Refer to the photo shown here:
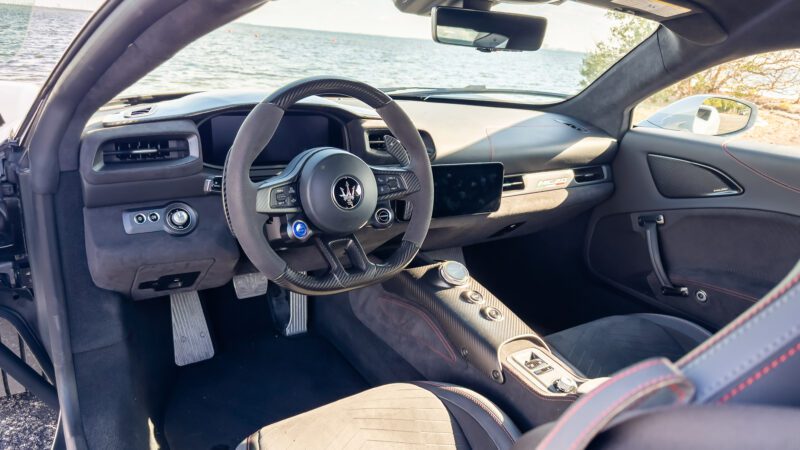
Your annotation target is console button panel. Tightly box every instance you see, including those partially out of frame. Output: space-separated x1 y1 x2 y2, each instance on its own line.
508 348 581 395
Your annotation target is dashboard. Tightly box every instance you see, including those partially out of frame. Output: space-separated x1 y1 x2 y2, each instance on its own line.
78 91 617 299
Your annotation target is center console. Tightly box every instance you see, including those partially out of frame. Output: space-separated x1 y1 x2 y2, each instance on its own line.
359 259 606 427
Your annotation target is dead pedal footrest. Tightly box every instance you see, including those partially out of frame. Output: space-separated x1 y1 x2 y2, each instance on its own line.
170 291 214 366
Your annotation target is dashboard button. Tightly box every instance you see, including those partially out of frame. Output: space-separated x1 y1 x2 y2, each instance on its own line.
460 290 485 304
168 209 191 229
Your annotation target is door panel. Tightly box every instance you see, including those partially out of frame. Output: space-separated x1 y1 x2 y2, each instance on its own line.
587 128 800 330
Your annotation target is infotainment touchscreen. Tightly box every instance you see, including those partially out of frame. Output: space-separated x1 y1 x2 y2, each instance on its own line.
432 163 504 218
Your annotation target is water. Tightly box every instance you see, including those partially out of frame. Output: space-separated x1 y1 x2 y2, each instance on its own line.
1 4 587 99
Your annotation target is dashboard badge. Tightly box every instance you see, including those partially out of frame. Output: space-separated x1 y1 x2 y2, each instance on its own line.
333 176 363 210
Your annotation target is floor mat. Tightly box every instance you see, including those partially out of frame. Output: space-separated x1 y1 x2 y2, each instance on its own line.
163 332 369 450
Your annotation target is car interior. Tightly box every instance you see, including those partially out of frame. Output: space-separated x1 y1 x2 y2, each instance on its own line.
3 0 800 449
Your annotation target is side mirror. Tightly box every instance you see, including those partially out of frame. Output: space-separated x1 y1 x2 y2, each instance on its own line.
431 7 547 52
638 95 757 136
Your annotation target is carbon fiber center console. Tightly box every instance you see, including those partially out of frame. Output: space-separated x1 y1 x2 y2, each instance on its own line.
382 261 587 395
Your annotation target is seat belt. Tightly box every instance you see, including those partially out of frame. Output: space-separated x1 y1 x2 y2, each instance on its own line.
536 358 693 450
535 262 800 450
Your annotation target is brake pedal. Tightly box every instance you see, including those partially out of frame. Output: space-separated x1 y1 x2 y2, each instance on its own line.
170 291 214 366
232 271 269 299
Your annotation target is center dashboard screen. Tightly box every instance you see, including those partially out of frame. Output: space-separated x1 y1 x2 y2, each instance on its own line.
200 112 344 166
432 163 504 218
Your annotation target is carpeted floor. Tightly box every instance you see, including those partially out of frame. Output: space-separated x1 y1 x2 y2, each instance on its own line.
163 288 369 450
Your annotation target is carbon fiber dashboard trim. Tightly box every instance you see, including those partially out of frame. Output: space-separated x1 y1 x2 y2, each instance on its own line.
383 263 546 383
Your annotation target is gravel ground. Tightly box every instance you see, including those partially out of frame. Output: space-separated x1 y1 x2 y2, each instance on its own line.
0 392 57 449
1 318 57 449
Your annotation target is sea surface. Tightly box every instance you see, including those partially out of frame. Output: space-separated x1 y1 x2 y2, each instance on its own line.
1 4 587 99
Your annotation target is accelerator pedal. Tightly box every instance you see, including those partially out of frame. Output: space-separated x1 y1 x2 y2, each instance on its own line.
170 291 214 366
266 283 308 336
284 290 308 336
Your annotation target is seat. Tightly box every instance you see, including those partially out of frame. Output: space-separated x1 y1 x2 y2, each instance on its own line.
544 313 711 378
237 382 520 450
240 264 800 450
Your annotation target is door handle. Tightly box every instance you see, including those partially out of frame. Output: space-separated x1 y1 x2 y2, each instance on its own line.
638 214 689 297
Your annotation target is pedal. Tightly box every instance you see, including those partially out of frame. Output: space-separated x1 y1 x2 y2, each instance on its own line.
284 290 308 336
232 271 269 299
267 284 308 336
170 291 214 366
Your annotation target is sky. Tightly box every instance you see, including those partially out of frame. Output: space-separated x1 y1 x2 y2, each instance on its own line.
9 0 620 52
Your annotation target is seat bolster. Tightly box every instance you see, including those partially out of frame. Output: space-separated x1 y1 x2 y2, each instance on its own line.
237 382 518 450
416 381 520 449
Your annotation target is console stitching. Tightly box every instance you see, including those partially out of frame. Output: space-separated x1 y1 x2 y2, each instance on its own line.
378 294 458 362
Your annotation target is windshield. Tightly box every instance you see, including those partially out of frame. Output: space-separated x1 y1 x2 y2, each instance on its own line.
1 0 656 108
1 1 100 135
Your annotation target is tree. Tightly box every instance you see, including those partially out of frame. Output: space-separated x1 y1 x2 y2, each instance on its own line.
582 12 800 106
579 12 657 87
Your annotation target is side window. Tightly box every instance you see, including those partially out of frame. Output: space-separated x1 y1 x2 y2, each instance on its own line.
633 49 800 148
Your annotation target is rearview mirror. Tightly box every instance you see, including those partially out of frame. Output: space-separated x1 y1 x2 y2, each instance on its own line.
432 7 547 52
638 95 758 136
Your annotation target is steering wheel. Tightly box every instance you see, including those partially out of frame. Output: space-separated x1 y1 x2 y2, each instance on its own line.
222 77 434 295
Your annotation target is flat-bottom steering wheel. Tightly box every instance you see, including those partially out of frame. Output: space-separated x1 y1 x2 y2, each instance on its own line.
222 77 434 295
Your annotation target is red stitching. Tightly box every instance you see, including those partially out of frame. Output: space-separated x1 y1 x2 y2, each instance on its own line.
717 341 800 404
722 140 800 194
538 359 662 449
670 276 759 303
569 374 683 450
378 294 457 362
680 273 800 366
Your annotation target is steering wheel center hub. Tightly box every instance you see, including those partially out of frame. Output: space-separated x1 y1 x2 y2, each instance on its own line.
332 176 363 210
298 148 378 235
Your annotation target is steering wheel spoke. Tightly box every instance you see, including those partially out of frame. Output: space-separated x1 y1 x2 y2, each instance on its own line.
314 233 376 276
372 165 421 202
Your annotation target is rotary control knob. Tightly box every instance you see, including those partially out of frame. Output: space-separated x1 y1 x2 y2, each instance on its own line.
438 261 469 287
553 376 578 394
167 208 191 230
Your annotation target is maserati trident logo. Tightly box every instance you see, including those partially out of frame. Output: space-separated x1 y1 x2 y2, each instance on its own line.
333 176 363 210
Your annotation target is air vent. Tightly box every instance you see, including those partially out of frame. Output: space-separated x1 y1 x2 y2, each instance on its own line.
553 118 590 133
502 175 525 191
123 105 156 118
101 136 191 165
367 129 391 152
367 129 436 160
574 166 606 183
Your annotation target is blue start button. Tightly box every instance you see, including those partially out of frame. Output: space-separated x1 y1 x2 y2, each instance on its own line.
290 220 309 240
